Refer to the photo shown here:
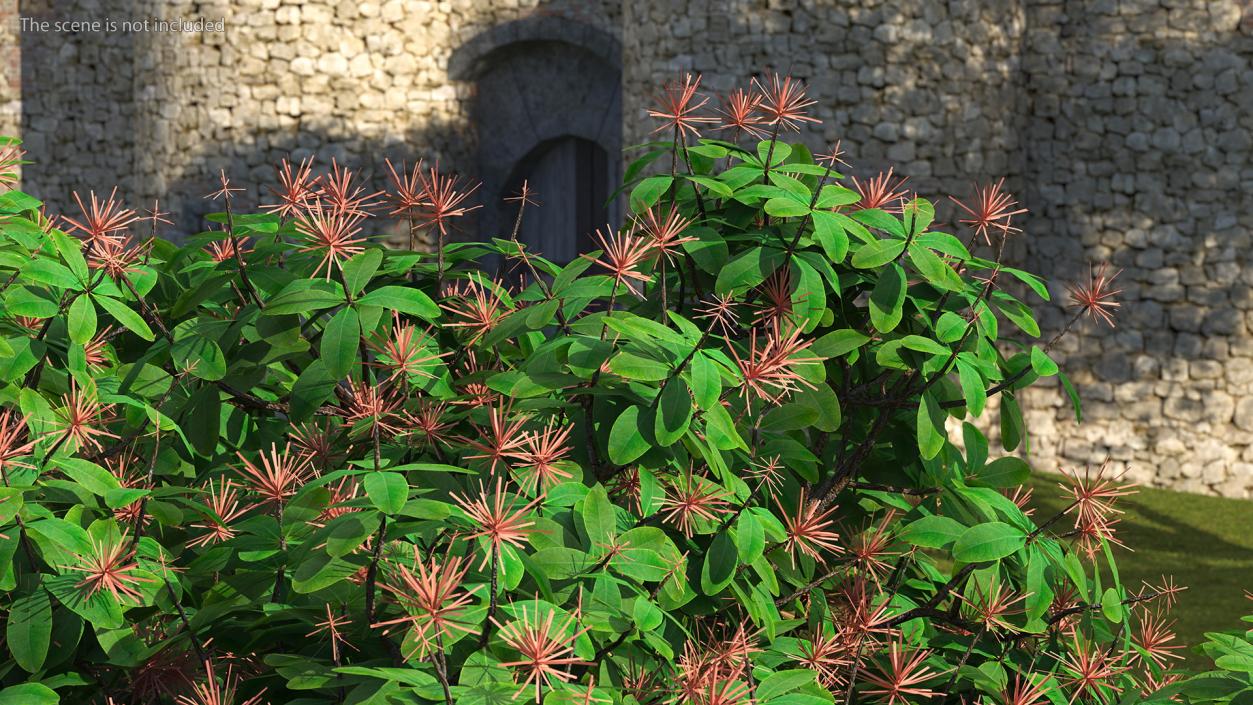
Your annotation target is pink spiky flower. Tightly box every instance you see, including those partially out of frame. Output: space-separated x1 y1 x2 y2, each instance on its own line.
295 200 367 281
752 73 820 132
383 158 427 216
63 188 139 248
343 382 405 438
862 640 940 705
1135 575 1187 612
852 168 910 212
648 73 717 139
461 403 531 474
374 549 477 659
318 157 384 217
416 165 481 238
779 489 842 566
717 87 768 140
235 443 313 508
174 660 267 705
263 155 320 219
67 533 154 604
1059 460 1136 529
729 326 820 404
188 479 248 548
451 476 542 569
0 409 36 480
695 292 742 336
204 169 244 202
1133 611 1184 669
636 203 697 266
289 418 342 472
51 381 119 453
440 278 509 345
1001 672 1052 705
1067 263 1123 328
659 468 731 538
797 630 852 688
206 236 253 264
515 421 575 493
847 510 900 584
403 401 455 449
367 313 446 382
88 233 151 282
1056 633 1126 705
0 142 24 190
583 226 654 298
949 178 1028 244
308 604 355 663
494 603 590 702
958 576 1028 631
81 325 115 370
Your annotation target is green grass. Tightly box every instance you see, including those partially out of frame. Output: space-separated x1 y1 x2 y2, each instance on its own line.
1028 473 1253 667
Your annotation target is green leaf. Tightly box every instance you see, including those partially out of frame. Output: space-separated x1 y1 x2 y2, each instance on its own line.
579 485 615 549
264 281 343 315
50 230 89 282
916 392 946 461
1030 346 1058 377
8 588 52 672
851 238 906 269
5 286 58 318
0 683 58 705
94 294 155 341
700 531 737 595
608 351 670 382
952 522 1027 563
736 512 765 564
629 175 672 212
342 248 383 297
289 359 336 423
972 457 1030 488
52 458 120 496
757 670 818 702
362 472 408 515
655 379 692 446
956 358 987 416
1001 394 1024 452
1101 587 1123 624
812 329 869 358
811 210 849 263
689 353 721 410
22 258 79 289
869 264 907 333
356 286 440 321
764 197 811 218
172 334 227 382
66 295 96 345
608 406 649 465
935 311 967 343
898 515 966 549
909 245 965 292
715 246 782 295
321 307 360 379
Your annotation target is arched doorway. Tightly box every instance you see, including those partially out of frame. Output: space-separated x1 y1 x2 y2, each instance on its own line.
504 136 610 264
449 17 623 272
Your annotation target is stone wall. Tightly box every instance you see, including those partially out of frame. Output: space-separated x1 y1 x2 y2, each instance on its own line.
17 0 620 236
7 0 1253 496
0 0 18 138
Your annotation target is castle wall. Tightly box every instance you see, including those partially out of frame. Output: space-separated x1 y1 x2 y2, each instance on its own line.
17 0 620 235
8 0 1253 495
623 0 1253 498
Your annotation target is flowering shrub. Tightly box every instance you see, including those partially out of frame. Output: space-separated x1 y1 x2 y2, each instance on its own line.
0 76 1199 705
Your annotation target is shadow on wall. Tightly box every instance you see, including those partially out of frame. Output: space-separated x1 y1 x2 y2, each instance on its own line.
20 7 624 271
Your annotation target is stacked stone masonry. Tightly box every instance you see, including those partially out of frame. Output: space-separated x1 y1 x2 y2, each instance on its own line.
5 0 1252 496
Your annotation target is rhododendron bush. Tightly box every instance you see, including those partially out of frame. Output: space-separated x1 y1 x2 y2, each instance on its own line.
0 74 1212 705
